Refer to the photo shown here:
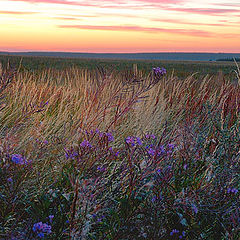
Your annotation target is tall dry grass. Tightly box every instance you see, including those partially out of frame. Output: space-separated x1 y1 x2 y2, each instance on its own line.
1 64 239 146
0 63 240 239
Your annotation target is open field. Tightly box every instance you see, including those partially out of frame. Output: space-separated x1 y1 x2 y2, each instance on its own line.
0 59 239 239
0 54 238 81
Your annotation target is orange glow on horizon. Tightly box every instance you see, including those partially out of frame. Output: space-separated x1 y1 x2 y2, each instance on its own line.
0 0 240 53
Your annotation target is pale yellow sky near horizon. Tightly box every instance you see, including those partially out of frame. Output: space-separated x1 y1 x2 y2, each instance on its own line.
0 0 240 52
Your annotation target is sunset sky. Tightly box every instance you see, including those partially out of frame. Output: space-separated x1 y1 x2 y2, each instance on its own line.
0 0 240 53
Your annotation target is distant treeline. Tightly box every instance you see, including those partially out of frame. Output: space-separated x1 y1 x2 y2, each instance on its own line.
216 58 240 62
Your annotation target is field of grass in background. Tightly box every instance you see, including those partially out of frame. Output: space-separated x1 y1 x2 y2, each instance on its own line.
0 59 239 239
0 54 238 81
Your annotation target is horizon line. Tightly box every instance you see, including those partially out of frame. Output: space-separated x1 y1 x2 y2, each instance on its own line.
1 51 240 54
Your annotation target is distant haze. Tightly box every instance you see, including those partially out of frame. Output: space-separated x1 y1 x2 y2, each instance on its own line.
1 52 240 61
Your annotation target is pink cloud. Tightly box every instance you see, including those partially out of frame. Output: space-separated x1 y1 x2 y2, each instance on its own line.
214 3 240 7
58 24 214 37
0 10 36 14
54 17 81 20
9 0 184 3
133 0 184 3
7 1 239 16
164 7 240 15
9 0 97 7
9 0 185 8
151 18 233 27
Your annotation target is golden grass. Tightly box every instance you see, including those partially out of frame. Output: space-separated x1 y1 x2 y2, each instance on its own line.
1 65 239 155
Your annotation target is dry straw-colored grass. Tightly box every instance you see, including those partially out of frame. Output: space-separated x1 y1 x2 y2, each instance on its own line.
1 64 240 152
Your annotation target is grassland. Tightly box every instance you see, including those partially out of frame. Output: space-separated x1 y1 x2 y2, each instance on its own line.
0 54 238 80
0 56 239 239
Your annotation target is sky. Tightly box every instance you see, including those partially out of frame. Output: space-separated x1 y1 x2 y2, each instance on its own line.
0 0 240 53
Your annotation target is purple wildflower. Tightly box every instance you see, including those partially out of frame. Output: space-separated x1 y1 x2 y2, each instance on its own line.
7 177 13 183
168 143 175 150
126 136 135 146
232 188 238 194
153 67 167 76
158 145 165 155
126 136 142 147
95 128 100 134
151 197 157 203
136 137 142 145
80 140 92 148
145 134 156 139
147 144 166 156
146 144 153 149
148 148 155 156
97 166 107 172
227 188 238 194
106 132 114 142
97 215 105 223
37 232 44 238
192 204 198 214
170 229 180 236
33 222 51 235
183 164 188 170
65 150 78 160
11 154 28 165
49 215 54 223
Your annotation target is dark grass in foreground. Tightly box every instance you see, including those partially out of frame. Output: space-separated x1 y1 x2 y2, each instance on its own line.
0 63 239 239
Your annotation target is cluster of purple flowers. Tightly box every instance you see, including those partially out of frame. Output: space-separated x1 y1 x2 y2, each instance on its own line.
32 222 51 238
168 143 175 151
65 149 78 160
145 134 156 139
125 136 142 147
147 143 175 156
106 132 114 142
146 144 165 156
95 129 114 142
152 67 167 76
170 229 186 239
80 139 92 148
227 188 238 194
11 154 29 165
